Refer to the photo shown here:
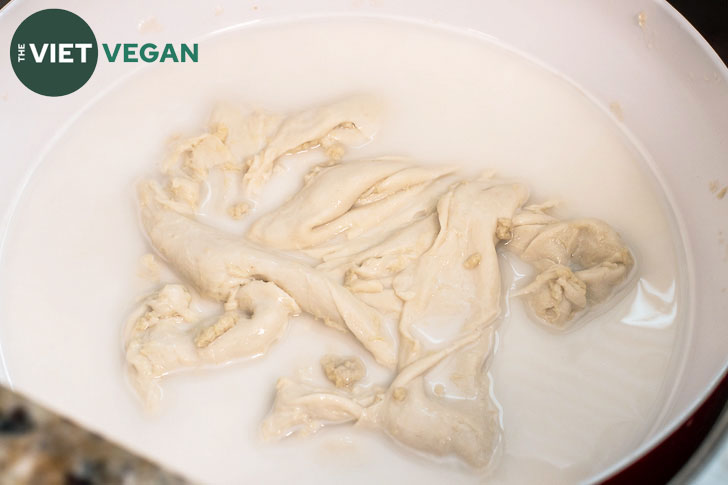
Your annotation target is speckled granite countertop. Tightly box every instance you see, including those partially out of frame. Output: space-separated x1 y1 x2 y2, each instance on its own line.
0 385 189 485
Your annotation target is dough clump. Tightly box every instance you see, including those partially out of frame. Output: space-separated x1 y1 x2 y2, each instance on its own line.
123 97 634 467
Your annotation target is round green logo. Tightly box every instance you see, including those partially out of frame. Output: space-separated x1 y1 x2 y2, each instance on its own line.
10 9 98 97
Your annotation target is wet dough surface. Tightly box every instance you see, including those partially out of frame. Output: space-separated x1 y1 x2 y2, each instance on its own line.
123 97 634 468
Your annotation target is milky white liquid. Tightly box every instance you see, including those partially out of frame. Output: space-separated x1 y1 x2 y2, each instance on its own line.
0 18 686 484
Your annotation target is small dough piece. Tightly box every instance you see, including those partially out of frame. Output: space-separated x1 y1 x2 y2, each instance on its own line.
509 213 634 328
391 387 408 402
125 281 299 407
164 133 233 181
194 312 238 348
227 202 250 220
495 217 512 240
516 264 587 326
261 378 377 439
243 95 381 195
208 107 283 166
463 252 482 269
320 355 366 389
169 177 200 209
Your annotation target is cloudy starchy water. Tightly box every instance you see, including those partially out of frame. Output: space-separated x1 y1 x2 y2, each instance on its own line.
0 17 684 484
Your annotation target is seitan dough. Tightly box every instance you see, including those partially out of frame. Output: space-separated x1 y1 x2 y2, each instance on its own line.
123 96 635 467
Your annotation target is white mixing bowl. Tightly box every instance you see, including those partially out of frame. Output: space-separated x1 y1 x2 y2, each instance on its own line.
1 0 726 482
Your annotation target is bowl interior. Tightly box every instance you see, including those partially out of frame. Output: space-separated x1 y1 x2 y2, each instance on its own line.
1 0 727 481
